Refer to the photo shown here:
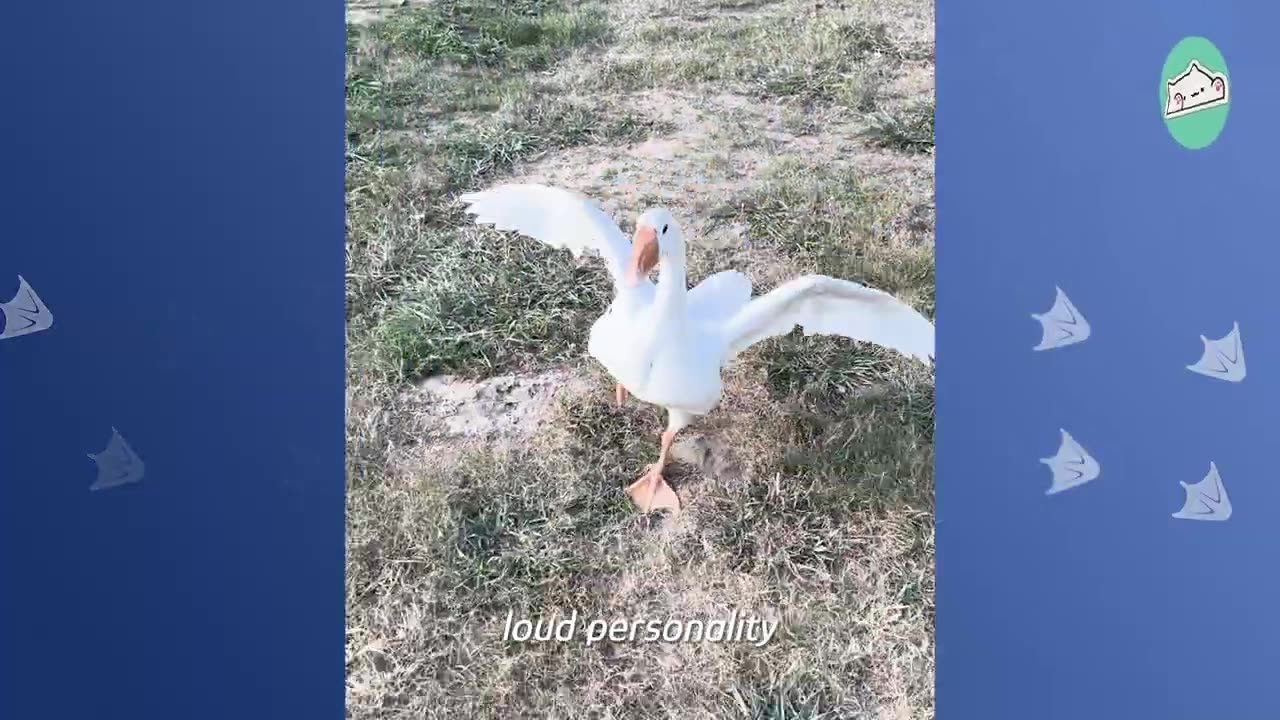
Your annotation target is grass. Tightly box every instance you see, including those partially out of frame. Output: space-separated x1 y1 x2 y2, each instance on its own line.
727 160 934 310
348 382 933 717
347 90 676 380
594 12 928 109
346 0 936 717
365 226 611 380
345 1 674 346
346 0 610 122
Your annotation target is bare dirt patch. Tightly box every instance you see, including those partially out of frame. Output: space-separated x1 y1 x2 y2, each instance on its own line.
411 368 591 439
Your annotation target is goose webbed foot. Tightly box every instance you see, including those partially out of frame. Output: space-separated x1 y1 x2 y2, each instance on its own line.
625 466 680 515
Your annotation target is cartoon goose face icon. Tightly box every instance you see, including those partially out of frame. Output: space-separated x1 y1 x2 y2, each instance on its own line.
1165 61 1229 118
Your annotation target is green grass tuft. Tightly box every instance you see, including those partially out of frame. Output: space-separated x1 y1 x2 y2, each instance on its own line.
365 226 612 381
374 0 609 69
865 100 935 153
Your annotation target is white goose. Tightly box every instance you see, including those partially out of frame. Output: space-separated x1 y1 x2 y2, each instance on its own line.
460 183 934 514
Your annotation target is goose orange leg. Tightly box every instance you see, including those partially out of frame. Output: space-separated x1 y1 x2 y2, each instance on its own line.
615 383 629 408
625 429 681 515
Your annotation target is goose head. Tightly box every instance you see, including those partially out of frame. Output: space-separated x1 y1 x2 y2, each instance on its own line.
626 208 685 287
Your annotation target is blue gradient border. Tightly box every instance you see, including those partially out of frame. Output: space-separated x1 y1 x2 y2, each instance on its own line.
0 2 346 718
938 2 1279 718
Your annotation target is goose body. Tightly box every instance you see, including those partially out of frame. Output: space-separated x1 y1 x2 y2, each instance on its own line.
598 269 752 415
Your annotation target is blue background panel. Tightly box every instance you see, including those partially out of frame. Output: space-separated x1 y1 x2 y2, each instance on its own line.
938 3 1280 719
0 2 345 719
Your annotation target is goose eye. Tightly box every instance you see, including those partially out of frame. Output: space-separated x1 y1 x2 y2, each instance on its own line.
661 224 669 234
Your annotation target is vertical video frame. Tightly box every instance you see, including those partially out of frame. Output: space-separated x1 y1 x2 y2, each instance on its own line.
345 0 935 716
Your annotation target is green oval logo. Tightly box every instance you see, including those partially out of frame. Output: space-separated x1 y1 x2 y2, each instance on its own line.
1161 37 1230 150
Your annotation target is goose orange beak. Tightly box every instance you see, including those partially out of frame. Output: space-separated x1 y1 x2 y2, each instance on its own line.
627 225 659 287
